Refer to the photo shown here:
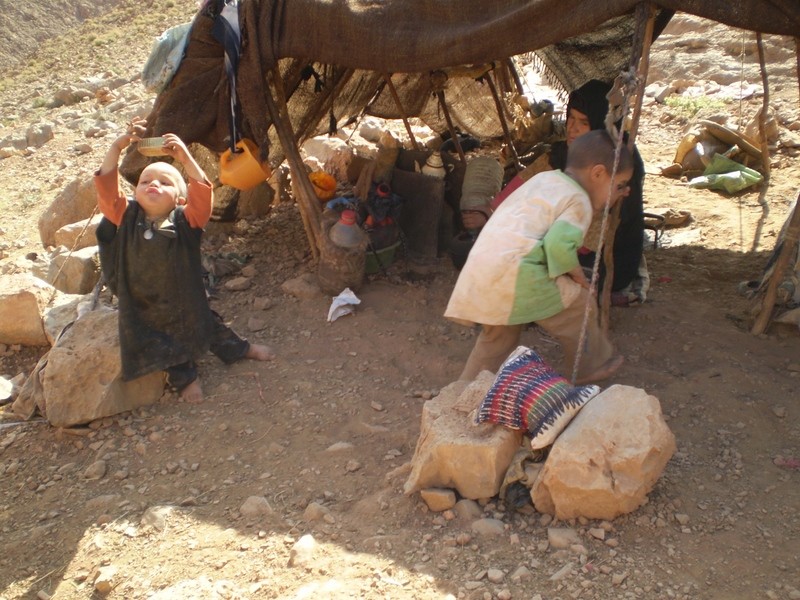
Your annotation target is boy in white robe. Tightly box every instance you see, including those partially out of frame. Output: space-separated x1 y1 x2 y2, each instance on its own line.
446 130 632 383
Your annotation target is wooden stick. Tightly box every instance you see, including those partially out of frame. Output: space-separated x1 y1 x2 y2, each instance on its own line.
383 73 420 151
600 2 656 332
505 57 525 96
751 193 800 335
751 39 800 335
627 3 657 149
435 89 467 165
264 68 321 260
485 68 522 172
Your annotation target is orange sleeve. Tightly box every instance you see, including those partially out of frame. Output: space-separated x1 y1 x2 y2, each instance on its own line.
183 178 213 229
94 169 127 226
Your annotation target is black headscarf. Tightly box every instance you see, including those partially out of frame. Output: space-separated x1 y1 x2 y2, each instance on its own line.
549 79 612 170
567 79 612 131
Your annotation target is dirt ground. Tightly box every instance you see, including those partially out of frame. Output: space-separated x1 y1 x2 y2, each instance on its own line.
1 3 799 600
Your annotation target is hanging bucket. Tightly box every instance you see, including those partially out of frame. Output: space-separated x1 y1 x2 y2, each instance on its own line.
219 139 271 190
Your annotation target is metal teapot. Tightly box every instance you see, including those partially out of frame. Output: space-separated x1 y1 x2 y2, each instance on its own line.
416 151 453 179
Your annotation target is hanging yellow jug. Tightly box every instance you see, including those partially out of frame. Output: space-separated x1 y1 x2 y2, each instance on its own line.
219 139 271 190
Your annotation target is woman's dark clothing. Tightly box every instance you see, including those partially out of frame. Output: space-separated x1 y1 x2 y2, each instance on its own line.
550 79 646 292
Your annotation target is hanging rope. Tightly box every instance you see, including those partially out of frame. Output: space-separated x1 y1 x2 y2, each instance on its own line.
751 32 772 253
736 31 748 251
45 204 100 307
570 68 637 384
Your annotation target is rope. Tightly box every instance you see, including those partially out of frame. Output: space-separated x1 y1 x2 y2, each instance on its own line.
737 31 747 251
45 204 100 307
570 68 637 384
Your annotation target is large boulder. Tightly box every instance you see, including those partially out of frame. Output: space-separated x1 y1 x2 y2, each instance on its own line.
404 372 523 500
43 293 95 345
531 385 676 520
38 176 99 248
46 246 101 294
53 213 104 250
0 273 53 346
12 308 164 427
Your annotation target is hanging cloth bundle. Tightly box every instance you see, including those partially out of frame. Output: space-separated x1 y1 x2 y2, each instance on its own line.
213 0 242 154
213 0 271 190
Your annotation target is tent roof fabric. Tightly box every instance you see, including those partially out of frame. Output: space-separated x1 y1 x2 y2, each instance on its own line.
260 0 798 73
136 0 799 171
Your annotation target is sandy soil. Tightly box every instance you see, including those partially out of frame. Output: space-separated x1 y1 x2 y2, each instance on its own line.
1 3 799 600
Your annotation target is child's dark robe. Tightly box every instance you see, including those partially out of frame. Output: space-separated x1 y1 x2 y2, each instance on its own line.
95 171 238 381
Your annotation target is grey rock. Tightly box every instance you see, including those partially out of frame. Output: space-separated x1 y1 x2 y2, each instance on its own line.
471 518 505 537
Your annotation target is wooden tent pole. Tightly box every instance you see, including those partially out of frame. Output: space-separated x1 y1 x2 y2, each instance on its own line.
435 89 467 165
383 73 421 151
626 6 656 149
505 58 525 96
751 38 800 334
600 1 656 332
485 68 522 171
751 192 800 335
264 68 322 260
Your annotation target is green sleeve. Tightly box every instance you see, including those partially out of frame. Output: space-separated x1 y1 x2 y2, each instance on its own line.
542 219 584 278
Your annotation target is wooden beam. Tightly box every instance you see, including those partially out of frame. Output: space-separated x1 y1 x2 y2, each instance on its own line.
599 1 657 332
435 89 467 165
750 38 800 335
505 58 525 96
264 68 322 260
627 3 657 149
751 192 800 335
383 73 421 151
485 69 522 172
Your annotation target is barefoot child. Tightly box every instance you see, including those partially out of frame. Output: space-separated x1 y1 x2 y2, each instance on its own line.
95 118 273 403
446 130 631 383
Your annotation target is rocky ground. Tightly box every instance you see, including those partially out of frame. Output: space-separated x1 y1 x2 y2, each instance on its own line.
1 3 799 600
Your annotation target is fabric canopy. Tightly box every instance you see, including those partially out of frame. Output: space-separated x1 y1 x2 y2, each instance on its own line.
133 0 799 173
257 0 798 73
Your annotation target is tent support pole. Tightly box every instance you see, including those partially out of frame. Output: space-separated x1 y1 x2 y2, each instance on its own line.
383 73 421 151
435 89 467 165
751 191 800 335
264 68 322 261
505 58 525 96
485 69 522 171
626 4 656 150
751 32 772 252
751 38 800 334
599 1 656 332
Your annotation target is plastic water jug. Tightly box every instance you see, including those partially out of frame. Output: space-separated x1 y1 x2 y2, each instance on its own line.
329 209 367 249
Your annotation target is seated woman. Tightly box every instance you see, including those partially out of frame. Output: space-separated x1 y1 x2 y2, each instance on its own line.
458 80 648 306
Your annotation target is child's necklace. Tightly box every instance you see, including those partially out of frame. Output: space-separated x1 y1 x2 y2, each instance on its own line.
142 217 162 240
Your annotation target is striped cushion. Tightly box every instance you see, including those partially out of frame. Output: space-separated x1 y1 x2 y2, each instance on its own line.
475 346 599 449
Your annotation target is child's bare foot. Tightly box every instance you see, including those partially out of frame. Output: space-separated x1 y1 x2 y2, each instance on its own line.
179 379 204 403
245 343 275 361
575 354 624 385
